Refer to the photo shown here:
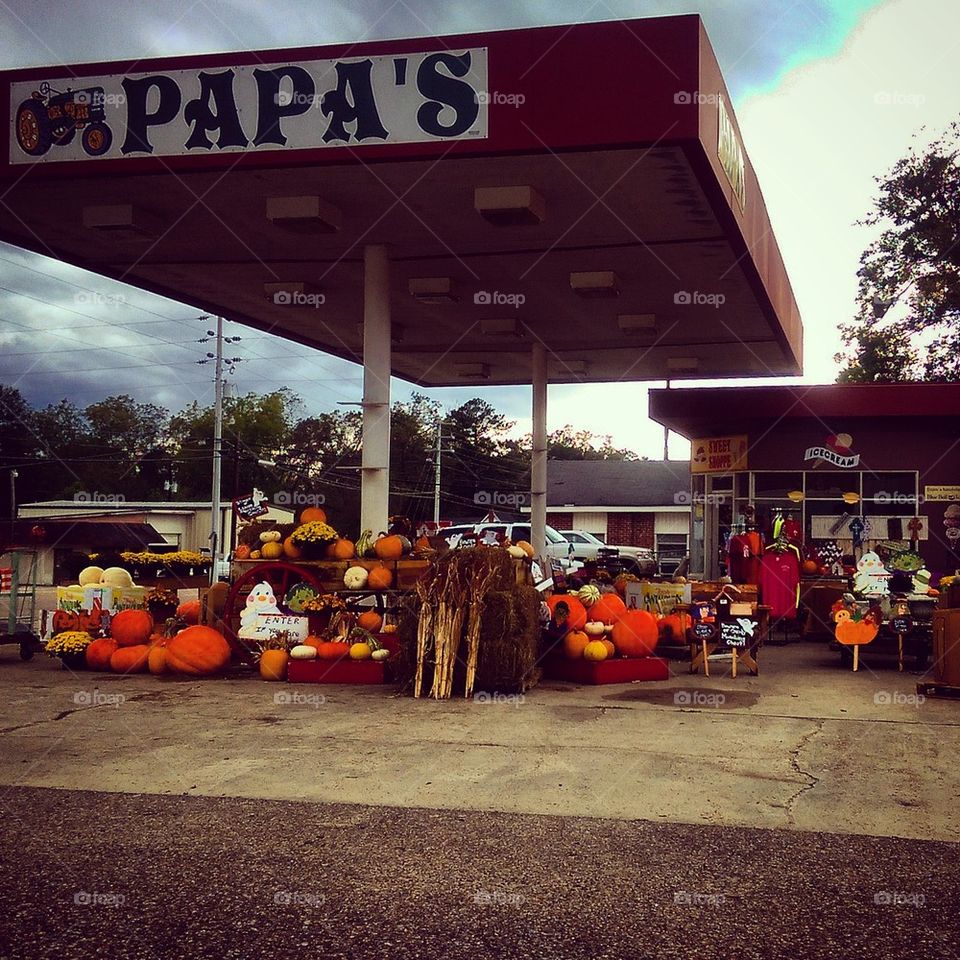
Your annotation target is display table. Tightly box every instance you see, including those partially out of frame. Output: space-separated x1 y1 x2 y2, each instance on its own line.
687 605 771 677
799 579 847 636
288 659 387 684
543 654 670 685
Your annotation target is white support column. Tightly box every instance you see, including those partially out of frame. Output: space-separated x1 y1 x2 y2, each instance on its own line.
531 341 548 558
361 244 391 536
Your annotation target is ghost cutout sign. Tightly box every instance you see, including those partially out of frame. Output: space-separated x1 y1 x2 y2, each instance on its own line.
240 581 282 629
854 551 890 596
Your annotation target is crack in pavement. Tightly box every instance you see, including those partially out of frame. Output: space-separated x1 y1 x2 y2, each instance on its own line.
782 719 825 825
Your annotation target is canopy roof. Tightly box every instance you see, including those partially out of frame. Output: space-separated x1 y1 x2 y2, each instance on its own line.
1 15 802 385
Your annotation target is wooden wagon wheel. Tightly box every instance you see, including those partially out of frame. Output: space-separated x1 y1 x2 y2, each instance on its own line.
222 562 326 664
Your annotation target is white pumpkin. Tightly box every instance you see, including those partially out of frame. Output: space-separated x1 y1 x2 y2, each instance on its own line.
289 644 317 660
603 623 614 634
78 565 104 587
507 545 526 559
371 648 390 661
259 530 282 543
584 621 606 636
100 566 134 588
343 566 369 589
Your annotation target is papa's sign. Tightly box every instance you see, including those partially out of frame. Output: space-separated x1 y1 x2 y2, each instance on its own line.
10 48 488 164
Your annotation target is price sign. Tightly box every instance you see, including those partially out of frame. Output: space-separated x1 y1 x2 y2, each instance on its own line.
719 617 758 649
890 616 912 635
693 621 716 641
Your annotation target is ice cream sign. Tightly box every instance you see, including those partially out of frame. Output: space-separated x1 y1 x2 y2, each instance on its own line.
10 48 488 164
691 435 748 474
805 433 860 468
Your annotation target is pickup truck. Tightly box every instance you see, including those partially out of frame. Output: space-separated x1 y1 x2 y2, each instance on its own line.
442 522 581 569
558 529 656 576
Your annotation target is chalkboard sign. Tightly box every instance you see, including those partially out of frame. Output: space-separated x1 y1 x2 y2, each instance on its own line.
233 490 269 521
890 616 912 635
719 616 758 648
693 621 717 641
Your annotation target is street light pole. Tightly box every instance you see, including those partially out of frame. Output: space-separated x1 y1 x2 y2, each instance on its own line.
8 469 17 543
433 417 442 525
209 316 224 586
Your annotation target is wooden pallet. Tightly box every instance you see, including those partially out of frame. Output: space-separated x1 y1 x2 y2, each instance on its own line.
916 682 960 700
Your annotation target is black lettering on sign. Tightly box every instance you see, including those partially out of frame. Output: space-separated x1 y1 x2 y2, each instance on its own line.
252 66 315 146
416 52 479 137
121 75 182 154
184 70 249 150
321 59 388 143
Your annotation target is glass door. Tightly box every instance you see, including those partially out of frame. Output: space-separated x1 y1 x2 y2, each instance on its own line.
704 474 734 581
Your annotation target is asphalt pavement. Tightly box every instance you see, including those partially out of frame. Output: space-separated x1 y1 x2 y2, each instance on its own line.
0 786 957 960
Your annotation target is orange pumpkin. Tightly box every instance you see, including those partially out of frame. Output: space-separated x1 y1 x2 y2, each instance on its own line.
357 610 383 632
85 637 118 671
802 559 819 576
374 534 405 560
77 610 104 637
282 535 302 559
563 630 589 659
329 538 355 560
546 594 587 632
299 506 328 524
165 625 231 676
177 599 202 625
110 644 151 674
318 640 350 660
611 609 660 658
148 643 168 675
110 609 154 648
304 635 324 651
659 611 690 644
601 638 616 658
589 594 627 625
233 543 252 560
51 609 80 635
367 564 394 590
835 618 879 646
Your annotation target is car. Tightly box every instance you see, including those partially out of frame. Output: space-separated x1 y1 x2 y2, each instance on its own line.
558 529 657 576
442 522 582 569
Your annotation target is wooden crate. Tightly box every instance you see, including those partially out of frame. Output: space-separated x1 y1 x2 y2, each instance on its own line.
932 609 960 686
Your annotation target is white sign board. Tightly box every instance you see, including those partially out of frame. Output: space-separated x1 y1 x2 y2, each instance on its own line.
10 48 488 164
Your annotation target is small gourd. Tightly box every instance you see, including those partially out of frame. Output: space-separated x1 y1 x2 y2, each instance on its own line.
290 644 318 660
507 545 526 559
349 641 373 660
259 530 282 543
577 584 601 607
371 648 390 662
584 621 606 636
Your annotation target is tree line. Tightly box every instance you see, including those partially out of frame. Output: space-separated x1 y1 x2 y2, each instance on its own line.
0 385 637 533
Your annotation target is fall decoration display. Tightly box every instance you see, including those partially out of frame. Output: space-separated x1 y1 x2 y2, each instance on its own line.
85 637 118 671
165 625 231 676
110 609 154 648
563 630 590 659
177 599 202 626
583 639 609 662
584 593 625 626
374 534 405 560
367 564 394 590
110 644 150 674
545 594 588 632
611 609 659 658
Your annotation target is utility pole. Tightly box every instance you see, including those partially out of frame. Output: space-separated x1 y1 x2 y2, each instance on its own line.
209 316 224 585
662 379 671 461
433 417 443 525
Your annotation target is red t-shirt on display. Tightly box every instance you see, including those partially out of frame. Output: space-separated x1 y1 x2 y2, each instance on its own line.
759 550 801 619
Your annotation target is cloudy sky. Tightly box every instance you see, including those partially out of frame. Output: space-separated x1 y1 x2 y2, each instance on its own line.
1 0 956 456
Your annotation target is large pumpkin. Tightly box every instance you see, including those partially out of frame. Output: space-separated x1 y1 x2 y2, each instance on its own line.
148 642 169 675
589 594 627 625
545 594 587 632
110 609 154 647
85 636 118 671
374 534 405 560
282 536 302 559
659 611 690 644
329 538 355 560
563 630 589 659
177 599 202 626
367 564 394 590
110 644 150 674
611 609 660 658
165 625 231 676
299 506 328 524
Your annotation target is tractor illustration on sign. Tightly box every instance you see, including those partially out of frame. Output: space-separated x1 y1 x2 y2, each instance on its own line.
15 81 113 158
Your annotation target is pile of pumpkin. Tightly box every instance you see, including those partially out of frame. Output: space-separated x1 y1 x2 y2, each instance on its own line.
546 584 690 661
82 602 231 677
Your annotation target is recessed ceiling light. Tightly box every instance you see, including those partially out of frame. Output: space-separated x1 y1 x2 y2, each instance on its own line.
570 271 619 298
409 277 457 304
266 196 341 233
475 186 545 226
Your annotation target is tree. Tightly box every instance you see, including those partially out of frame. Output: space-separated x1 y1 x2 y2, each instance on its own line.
545 425 638 461
838 121 960 382
0 385 38 518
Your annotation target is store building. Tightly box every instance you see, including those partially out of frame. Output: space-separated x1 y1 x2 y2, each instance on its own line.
649 383 960 582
